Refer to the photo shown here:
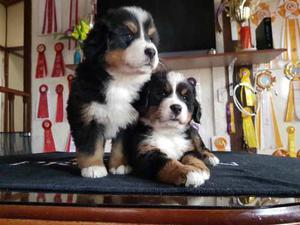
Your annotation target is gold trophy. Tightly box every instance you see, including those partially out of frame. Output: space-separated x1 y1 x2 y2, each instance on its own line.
287 126 296 158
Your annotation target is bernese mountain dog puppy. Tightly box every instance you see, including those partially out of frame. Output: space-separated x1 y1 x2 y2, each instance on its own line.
123 71 219 187
67 6 159 178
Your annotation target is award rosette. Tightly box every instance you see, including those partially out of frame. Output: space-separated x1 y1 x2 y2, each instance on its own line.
35 44 48 78
67 74 74 93
37 84 49 118
42 120 56 152
255 70 283 151
52 42 65 77
55 84 64 122
284 62 300 121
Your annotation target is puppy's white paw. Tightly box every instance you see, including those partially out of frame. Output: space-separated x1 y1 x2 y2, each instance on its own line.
205 155 220 167
109 165 132 175
185 171 207 187
81 166 108 178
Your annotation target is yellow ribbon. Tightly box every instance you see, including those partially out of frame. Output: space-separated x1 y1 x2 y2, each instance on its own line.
270 95 283 148
240 68 255 107
285 81 295 122
242 107 257 148
287 126 296 158
229 103 236 134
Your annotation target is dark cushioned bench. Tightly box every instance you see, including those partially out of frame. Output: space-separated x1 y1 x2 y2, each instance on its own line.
0 152 299 197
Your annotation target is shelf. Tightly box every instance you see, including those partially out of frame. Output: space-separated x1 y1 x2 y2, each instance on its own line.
66 49 286 71
161 49 286 70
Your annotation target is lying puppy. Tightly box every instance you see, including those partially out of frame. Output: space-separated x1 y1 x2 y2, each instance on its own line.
67 6 159 178
123 71 219 187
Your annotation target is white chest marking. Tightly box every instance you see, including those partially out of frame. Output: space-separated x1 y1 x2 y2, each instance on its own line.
85 74 150 138
143 128 193 160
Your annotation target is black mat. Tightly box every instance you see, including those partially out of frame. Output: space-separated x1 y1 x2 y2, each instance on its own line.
0 152 300 197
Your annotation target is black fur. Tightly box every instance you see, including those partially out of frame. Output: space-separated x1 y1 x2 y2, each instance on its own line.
67 7 159 160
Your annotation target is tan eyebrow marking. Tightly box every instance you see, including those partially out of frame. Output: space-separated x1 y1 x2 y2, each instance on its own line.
148 26 156 36
180 88 188 96
124 21 138 33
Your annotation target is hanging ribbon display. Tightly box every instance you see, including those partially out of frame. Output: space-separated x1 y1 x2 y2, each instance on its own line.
277 0 300 62
35 44 48 78
284 62 300 121
287 126 296 157
67 74 74 92
67 194 74 203
42 0 58 34
255 71 283 151
242 107 257 148
240 68 256 107
68 0 79 49
55 84 64 122
65 133 72 152
239 68 257 149
226 102 236 134
37 193 46 202
43 120 56 152
251 3 274 26
54 193 62 203
52 42 65 77
37 84 49 118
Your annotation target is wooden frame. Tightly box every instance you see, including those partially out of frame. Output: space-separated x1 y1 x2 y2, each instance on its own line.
0 204 300 224
0 0 31 132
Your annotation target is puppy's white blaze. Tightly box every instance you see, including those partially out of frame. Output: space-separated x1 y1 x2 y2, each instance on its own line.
167 71 186 89
142 127 193 160
123 6 148 38
159 72 189 124
125 39 158 72
84 74 150 138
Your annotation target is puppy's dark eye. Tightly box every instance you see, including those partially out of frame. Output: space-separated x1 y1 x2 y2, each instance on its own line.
161 90 168 97
182 95 188 101
125 33 133 42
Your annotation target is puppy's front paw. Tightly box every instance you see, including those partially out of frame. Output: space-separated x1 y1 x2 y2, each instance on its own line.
81 166 108 178
204 155 220 167
185 170 209 187
109 165 132 175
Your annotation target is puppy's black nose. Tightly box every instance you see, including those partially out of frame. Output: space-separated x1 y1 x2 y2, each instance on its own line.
170 104 182 116
145 48 156 59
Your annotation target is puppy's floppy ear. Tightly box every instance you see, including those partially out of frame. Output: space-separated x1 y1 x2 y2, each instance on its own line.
83 18 109 62
193 99 202 123
187 77 202 123
133 81 151 115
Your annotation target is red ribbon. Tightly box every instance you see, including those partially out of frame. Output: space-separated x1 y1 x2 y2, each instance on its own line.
67 194 74 203
35 44 48 78
37 84 49 118
67 74 74 93
65 133 71 152
37 193 46 202
42 0 58 34
55 84 64 122
54 193 62 203
52 42 65 77
43 120 56 152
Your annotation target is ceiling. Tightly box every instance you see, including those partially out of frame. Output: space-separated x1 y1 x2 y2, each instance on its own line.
0 0 23 7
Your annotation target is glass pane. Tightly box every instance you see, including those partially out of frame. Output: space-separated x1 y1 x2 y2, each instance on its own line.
8 54 24 91
14 95 24 132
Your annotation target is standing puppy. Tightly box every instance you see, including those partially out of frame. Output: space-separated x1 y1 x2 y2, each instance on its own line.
67 7 159 178
123 71 219 187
